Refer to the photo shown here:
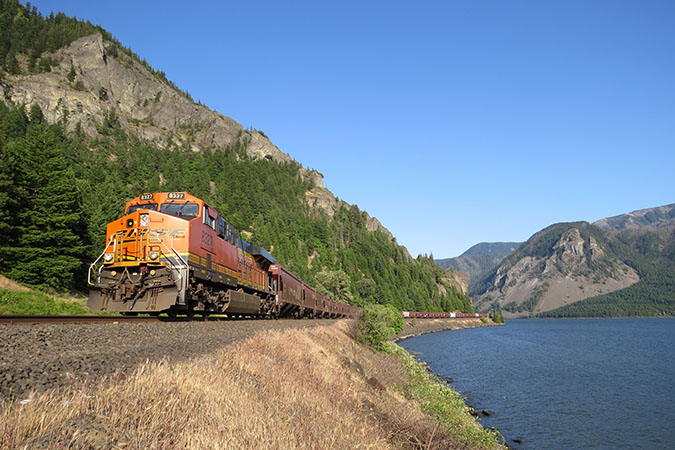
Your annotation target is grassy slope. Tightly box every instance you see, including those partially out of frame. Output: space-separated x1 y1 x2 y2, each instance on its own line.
0 321 504 449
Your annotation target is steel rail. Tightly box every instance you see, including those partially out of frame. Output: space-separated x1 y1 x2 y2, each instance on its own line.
0 314 311 325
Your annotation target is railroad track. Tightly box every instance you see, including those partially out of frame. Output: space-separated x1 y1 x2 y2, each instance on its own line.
0 314 256 325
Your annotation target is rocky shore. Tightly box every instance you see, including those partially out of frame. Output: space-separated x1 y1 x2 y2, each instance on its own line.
396 317 500 341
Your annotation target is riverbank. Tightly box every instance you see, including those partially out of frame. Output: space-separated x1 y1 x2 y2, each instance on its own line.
1 320 504 449
396 317 501 341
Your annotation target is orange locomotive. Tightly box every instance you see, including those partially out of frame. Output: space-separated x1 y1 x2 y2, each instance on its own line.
88 192 361 319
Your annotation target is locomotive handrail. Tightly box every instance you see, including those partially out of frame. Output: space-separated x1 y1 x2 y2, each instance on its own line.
146 234 188 294
87 235 117 285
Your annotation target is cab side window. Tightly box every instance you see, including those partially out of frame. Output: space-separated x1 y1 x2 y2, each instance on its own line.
217 218 226 239
202 206 216 229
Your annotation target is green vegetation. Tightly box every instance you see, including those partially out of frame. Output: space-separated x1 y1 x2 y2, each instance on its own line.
492 308 505 323
0 95 471 314
0 0 100 75
0 288 89 314
385 342 505 448
540 229 675 317
473 218 675 317
0 0 473 312
0 0 193 100
356 304 404 351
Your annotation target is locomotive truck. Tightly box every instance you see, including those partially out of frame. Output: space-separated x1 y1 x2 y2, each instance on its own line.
88 192 361 319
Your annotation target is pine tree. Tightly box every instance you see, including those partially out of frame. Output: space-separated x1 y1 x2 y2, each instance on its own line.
5 123 87 289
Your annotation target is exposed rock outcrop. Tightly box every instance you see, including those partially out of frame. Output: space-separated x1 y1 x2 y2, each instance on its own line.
442 269 469 294
474 224 639 317
1 33 287 162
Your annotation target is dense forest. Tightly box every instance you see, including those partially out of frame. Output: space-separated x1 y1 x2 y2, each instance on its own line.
0 0 472 313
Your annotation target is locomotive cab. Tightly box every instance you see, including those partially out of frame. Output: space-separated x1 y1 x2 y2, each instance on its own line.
87 192 202 314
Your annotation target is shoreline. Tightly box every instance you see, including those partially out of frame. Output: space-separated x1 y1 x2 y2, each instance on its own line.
395 317 502 342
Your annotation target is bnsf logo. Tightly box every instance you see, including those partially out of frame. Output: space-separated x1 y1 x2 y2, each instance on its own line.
119 228 186 238
149 228 186 238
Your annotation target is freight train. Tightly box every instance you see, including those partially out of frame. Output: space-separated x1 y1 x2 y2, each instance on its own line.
400 311 487 319
87 192 361 319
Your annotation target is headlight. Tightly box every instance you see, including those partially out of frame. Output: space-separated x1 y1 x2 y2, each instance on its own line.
103 253 113 262
140 214 149 227
149 251 159 260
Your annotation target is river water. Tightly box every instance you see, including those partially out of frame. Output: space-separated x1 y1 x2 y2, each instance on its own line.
399 318 675 449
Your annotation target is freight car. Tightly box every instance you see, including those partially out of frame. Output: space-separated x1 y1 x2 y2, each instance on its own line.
400 311 487 318
87 192 361 319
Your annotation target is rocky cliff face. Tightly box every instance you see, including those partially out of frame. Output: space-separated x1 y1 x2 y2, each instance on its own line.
473 224 639 317
1 33 407 256
441 269 469 295
2 34 286 161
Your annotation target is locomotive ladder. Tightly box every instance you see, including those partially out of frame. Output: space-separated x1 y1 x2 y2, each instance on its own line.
145 234 189 300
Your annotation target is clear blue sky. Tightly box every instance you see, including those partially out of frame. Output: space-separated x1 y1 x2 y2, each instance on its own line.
30 1 675 258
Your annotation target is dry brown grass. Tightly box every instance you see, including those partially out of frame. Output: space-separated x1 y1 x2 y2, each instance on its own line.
0 275 29 292
1 321 495 449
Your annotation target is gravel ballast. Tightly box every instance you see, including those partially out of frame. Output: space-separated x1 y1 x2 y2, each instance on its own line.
0 318 338 398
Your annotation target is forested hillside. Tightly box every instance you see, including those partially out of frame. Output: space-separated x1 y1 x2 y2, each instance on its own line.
539 226 675 317
0 0 472 313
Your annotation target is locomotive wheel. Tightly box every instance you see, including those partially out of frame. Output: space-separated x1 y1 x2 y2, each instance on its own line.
186 301 196 319
166 308 177 318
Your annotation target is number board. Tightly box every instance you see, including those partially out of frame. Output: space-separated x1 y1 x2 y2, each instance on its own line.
139 193 153 200
167 192 186 200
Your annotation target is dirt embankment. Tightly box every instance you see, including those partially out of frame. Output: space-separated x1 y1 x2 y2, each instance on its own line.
396 317 500 341
1 320 504 449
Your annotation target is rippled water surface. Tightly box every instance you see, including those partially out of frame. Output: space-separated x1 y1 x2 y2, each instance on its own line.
399 318 675 449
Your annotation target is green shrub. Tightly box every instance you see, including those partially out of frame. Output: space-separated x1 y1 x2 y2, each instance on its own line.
356 304 404 351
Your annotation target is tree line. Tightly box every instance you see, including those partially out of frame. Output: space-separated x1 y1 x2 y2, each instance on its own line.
0 101 472 313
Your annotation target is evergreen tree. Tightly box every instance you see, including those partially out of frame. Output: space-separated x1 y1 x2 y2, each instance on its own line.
5 123 87 289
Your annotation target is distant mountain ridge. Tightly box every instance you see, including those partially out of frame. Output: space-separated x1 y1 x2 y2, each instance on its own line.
593 203 675 231
471 204 675 318
436 242 521 290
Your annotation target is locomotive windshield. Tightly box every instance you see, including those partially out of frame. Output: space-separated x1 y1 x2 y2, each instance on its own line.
126 203 158 214
160 202 199 219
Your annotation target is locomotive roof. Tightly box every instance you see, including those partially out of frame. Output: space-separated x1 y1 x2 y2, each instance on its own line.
246 243 277 264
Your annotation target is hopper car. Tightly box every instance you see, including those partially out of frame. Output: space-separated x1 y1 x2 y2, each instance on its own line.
400 311 487 319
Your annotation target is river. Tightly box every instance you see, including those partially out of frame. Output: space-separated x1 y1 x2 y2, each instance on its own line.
399 318 675 449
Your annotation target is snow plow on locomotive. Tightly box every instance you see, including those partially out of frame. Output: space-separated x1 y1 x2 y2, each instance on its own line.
87 192 360 319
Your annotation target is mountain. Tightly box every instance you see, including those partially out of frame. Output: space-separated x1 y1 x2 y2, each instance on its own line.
0 0 470 313
472 205 675 318
436 242 521 289
593 203 675 231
